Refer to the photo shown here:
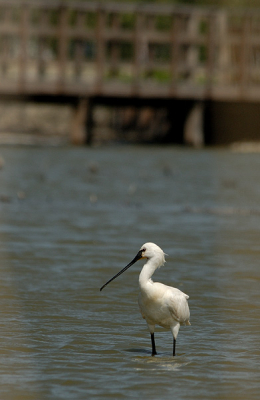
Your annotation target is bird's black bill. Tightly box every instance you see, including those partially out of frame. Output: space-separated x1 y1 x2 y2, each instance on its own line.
100 250 143 291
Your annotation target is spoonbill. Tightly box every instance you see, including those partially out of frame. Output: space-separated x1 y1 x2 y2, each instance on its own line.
100 242 190 356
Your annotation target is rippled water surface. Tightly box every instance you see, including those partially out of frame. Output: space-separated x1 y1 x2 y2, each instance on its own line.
0 146 259 400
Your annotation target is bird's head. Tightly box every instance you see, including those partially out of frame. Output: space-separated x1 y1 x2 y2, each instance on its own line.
100 242 166 291
140 242 166 267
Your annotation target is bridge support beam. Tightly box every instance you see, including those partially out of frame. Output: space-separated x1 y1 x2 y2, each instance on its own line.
184 102 204 147
71 98 92 145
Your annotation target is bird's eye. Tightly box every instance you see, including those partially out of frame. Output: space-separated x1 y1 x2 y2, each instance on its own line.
142 248 146 252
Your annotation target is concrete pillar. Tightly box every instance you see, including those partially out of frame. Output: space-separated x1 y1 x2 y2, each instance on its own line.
184 102 204 147
71 98 91 145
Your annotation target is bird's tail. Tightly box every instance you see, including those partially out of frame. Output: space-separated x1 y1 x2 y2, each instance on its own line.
185 320 191 326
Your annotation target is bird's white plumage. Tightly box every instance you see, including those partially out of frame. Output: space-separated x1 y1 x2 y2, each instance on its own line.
100 241 190 356
137 243 190 340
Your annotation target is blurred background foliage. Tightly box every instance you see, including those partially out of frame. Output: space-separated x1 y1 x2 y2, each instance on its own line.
72 0 260 8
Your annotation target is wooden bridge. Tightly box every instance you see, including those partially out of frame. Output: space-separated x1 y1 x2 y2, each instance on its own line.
0 0 260 144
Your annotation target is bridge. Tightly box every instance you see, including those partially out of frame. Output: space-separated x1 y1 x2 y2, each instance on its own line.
0 0 260 144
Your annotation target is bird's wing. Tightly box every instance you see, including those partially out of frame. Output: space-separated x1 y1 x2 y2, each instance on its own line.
165 288 190 324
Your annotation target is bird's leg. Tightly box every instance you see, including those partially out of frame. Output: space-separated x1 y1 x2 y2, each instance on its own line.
173 338 176 357
151 333 157 356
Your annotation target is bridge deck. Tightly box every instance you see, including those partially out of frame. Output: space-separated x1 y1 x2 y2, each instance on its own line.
0 1 260 102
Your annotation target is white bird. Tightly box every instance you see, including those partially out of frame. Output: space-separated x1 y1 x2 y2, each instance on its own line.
100 242 190 356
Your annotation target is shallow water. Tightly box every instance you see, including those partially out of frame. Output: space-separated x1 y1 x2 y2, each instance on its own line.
0 146 259 400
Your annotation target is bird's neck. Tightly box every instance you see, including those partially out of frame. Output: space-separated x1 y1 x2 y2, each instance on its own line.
138 259 156 289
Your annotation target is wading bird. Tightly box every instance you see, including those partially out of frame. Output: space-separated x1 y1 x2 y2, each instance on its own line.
100 242 190 356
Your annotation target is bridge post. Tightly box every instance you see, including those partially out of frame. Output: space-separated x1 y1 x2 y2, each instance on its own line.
170 13 180 92
218 11 229 84
19 5 29 89
186 13 200 78
184 102 204 147
96 8 106 90
71 98 92 145
134 12 146 90
240 15 251 96
58 4 68 90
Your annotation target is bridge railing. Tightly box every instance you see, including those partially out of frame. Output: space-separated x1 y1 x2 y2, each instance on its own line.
0 0 260 100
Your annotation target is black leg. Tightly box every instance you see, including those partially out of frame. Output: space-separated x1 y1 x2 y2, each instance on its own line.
173 338 176 357
151 333 157 356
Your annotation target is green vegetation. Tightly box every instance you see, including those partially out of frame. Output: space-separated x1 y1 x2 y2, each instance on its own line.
73 0 260 8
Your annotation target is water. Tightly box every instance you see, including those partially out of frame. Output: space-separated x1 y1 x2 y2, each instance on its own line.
0 145 259 400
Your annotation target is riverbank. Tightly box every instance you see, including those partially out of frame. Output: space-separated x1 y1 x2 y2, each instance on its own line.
1 100 260 148
0 102 71 144
0 101 175 146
